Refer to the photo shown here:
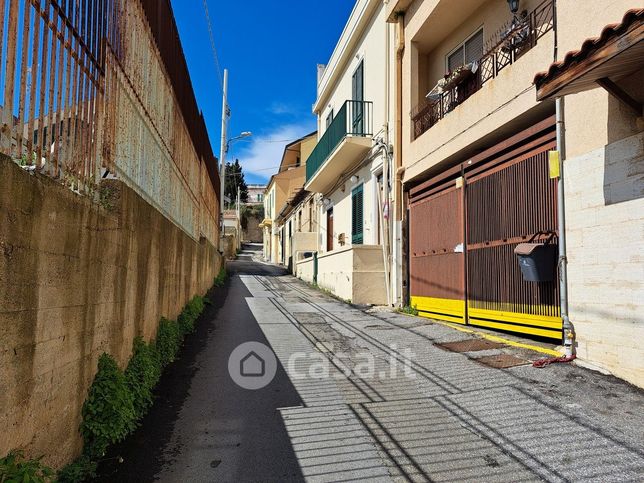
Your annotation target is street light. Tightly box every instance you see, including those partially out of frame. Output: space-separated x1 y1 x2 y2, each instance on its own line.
225 131 252 153
220 131 252 211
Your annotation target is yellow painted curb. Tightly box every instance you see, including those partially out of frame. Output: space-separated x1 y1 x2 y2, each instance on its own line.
430 319 562 357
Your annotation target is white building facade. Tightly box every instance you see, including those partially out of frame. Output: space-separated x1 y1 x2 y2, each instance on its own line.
296 0 396 305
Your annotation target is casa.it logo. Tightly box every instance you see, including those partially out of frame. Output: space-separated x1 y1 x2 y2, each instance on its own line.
228 341 277 390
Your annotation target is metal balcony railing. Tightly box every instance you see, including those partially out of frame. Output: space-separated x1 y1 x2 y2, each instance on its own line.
411 0 554 140
306 100 373 182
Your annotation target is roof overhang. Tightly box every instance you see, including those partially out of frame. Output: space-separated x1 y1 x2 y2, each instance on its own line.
534 9 643 112
386 0 412 22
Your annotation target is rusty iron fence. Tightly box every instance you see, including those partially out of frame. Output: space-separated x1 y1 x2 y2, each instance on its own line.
0 0 110 182
411 0 555 140
0 0 220 243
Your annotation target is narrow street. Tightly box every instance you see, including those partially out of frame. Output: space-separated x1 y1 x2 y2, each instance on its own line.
92 245 644 482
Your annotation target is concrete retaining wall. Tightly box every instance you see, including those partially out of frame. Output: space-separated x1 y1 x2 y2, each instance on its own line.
0 156 222 467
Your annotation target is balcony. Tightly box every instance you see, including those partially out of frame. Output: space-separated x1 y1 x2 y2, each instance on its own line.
411 0 554 140
305 100 373 193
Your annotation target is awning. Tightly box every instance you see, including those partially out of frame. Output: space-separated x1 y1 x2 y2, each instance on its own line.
534 9 643 113
258 218 272 228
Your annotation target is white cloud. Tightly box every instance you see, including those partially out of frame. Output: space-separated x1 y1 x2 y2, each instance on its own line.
268 102 297 116
230 122 316 182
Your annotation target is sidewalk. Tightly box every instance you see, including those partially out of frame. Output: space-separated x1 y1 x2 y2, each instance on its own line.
243 273 644 482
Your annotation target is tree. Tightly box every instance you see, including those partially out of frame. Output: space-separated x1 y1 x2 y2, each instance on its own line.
224 159 249 208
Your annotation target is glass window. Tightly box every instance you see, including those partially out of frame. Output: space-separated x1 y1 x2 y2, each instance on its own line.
447 28 483 73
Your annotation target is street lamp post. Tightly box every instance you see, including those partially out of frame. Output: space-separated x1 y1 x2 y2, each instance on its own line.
221 132 252 209
217 68 251 230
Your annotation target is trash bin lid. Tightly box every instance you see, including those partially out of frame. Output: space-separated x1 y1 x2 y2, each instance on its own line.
514 243 542 255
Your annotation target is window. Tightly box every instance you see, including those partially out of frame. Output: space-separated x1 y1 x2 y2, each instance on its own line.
446 28 484 73
326 109 334 129
295 156 301 168
351 184 364 245
257 193 263 202
308 200 313 232
351 60 364 134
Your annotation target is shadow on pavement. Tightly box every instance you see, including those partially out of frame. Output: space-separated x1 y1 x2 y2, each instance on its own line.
94 259 305 482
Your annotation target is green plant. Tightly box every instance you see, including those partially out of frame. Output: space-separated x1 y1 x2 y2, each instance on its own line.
98 183 119 212
178 296 205 336
398 305 419 316
240 204 264 231
213 267 227 287
80 354 136 458
155 318 182 367
0 450 54 483
125 337 161 420
56 455 97 483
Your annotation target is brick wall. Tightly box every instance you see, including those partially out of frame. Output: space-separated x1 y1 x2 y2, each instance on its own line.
0 156 222 467
564 131 644 387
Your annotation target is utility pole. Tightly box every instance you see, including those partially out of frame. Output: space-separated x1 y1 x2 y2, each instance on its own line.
219 69 229 227
236 185 241 251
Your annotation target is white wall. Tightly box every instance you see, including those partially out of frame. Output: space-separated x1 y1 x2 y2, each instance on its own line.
313 0 394 253
565 131 644 387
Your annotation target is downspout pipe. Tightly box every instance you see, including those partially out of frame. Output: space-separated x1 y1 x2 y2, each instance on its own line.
394 13 405 222
556 96 575 357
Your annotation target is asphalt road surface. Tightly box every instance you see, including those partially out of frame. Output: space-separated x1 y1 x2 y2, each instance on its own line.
95 243 644 482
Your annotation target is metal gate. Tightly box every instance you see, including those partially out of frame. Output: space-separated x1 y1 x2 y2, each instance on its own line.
409 118 561 340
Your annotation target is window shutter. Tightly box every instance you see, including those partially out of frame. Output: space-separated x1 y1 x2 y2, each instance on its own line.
447 46 464 73
352 185 364 244
352 61 364 102
465 29 484 64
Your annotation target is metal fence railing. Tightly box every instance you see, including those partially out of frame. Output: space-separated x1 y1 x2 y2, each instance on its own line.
411 0 554 140
306 99 373 182
0 0 221 243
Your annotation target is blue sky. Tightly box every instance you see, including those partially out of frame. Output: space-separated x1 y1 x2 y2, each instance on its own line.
170 1 356 184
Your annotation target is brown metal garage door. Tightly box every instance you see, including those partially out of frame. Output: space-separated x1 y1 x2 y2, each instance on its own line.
409 117 561 340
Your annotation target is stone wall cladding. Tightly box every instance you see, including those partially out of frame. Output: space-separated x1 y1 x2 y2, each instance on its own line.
564 132 644 387
0 156 222 467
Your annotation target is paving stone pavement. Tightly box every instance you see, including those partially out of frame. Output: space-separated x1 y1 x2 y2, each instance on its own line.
242 273 644 483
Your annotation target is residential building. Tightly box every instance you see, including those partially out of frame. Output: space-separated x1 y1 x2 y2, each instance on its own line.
261 133 316 264
296 0 396 305
388 0 643 387
533 7 643 386
247 184 266 204
387 0 563 338
273 133 319 272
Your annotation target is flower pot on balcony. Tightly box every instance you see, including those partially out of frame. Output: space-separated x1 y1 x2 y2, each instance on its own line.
441 63 476 91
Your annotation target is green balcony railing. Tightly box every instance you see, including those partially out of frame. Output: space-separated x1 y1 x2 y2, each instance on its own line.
306 100 373 182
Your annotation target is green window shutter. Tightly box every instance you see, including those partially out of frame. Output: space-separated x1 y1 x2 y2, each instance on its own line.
352 184 364 245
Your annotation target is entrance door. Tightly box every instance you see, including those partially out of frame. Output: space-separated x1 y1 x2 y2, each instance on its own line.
351 61 364 134
326 208 334 252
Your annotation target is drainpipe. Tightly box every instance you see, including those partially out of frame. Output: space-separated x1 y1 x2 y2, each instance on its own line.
376 139 393 306
393 12 406 306
556 96 575 357
394 13 404 223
